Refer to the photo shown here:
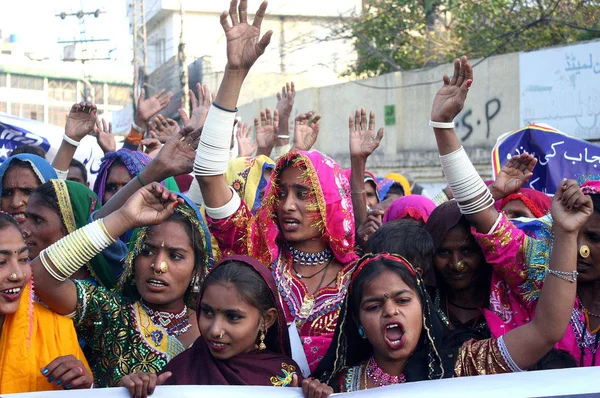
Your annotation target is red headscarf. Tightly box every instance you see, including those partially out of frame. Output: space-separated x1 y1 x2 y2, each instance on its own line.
498 188 551 218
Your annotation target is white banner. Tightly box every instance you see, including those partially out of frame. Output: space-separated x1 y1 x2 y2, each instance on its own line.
520 40 600 140
4 367 600 398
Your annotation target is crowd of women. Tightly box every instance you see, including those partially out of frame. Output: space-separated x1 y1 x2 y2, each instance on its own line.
1 1 599 397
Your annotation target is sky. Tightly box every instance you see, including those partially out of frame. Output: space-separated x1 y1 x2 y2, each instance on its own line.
0 0 132 67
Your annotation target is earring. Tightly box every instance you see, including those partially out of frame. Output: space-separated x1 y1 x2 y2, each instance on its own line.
358 326 366 339
580 245 590 259
259 330 267 350
190 274 200 293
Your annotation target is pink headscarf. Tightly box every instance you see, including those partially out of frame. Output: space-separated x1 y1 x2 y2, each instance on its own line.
581 179 600 195
498 188 552 218
249 151 358 267
383 195 436 224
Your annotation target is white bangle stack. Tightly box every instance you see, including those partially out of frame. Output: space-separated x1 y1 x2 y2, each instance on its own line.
429 120 455 129
193 105 237 177
41 219 116 282
439 146 494 215
63 135 81 147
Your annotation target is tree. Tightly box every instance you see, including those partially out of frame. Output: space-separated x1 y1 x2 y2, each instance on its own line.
336 0 600 77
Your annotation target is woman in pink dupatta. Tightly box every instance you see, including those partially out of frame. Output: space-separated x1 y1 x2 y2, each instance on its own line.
206 150 359 372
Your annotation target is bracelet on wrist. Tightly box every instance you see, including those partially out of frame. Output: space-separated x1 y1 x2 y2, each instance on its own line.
63 134 81 147
429 120 455 129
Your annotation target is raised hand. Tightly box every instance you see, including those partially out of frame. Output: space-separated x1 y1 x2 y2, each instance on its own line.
255 108 279 154
152 126 202 179
489 152 537 200
93 118 117 154
42 355 94 390
119 183 184 229
65 102 97 143
149 114 179 143
236 122 257 157
180 83 215 130
276 82 295 120
430 56 473 123
118 371 172 398
292 111 321 151
141 138 162 159
552 179 593 234
301 377 334 398
135 88 173 127
220 0 273 72
349 108 384 160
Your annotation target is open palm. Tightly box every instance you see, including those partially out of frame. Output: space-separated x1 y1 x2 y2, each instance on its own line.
65 102 97 141
349 108 384 159
121 183 183 229
293 112 321 151
430 56 472 123
221 0 272 72
492 152 537 198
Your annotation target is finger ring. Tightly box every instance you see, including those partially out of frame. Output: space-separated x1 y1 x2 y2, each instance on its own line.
77 367 83 376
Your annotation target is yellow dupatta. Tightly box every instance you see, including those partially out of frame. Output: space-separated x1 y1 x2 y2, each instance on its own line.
0 282 91 393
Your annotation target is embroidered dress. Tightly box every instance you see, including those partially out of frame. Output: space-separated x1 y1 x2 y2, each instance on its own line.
474 213 600 366
208 151 359 371
74 280 184 387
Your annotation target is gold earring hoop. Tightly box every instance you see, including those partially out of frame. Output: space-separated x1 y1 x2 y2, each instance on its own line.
580 245 591 259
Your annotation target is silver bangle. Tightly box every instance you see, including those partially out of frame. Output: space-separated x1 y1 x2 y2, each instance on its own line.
132 121 144 132
547 269 578 283
278 135 290 139
429 120 455 129
63 134 81 147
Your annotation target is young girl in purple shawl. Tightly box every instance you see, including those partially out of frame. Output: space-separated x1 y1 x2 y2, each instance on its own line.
118 256 302 396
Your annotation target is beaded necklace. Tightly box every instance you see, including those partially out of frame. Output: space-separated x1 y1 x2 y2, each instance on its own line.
141 302 191 337
365 356 406 387
288 244 334 266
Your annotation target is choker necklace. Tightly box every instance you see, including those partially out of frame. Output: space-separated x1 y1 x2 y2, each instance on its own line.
288 244 334 266
366 356 406 387
141 301 191 336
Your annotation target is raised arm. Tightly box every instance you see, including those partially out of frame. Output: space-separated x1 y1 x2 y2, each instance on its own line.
52 103 97 176
503 179 592 369
255 108 279 157
349 108 384 229
32 183 183 315
195 0 272 210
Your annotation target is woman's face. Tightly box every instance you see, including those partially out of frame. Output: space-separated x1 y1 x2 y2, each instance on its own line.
22 193 66 259
1 166 40 225
103 164 132 204
365 181 379 209
134 221 196 310
0 225 31 316
358 269 423 364
434 223 485 291
501 199 536 219
576 211 600 283
276 166 322 242
199 281 274 360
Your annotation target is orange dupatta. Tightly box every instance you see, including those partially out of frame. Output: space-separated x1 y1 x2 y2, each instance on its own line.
0 282 91 393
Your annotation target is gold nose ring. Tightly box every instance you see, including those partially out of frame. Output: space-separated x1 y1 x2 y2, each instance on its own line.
580 245 590 259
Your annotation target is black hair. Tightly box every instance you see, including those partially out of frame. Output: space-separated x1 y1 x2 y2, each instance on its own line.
366 220 435 286
201 260 278 347
532 349 577 370
384 183 405 199
69 159 88 184
2 158 41 185
0 212 20 231
30 182 68 235
350 256 422 322
10 145 46 159
592 194 600 214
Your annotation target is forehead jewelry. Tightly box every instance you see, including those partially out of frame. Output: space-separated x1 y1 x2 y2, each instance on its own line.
383 293 390 299
160 261 168 273
580 245 590 259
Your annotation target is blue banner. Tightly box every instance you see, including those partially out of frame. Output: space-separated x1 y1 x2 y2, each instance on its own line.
492 124 600 195
0 120 51 162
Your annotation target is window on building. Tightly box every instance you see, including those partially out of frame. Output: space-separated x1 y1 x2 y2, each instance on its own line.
48 79 77 103
48 106 71 127
10 74 43 90
93 83 104 104
108 85 132 106
10 103 44 121
0 73 6 87
0 102 7 113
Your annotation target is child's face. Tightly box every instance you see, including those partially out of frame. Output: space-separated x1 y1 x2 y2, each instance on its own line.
198 281 265 360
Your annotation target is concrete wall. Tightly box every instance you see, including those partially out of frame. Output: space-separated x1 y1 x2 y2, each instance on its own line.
238 52 521 182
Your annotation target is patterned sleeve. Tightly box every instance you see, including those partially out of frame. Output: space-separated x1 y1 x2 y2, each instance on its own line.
454 337 524 377
472 214 552 302
206 201 253 257
73 279 123 350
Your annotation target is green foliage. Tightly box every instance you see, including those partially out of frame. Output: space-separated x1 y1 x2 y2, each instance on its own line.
341 0 600 77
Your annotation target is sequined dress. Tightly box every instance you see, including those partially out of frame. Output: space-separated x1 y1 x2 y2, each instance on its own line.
73 280 185 387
